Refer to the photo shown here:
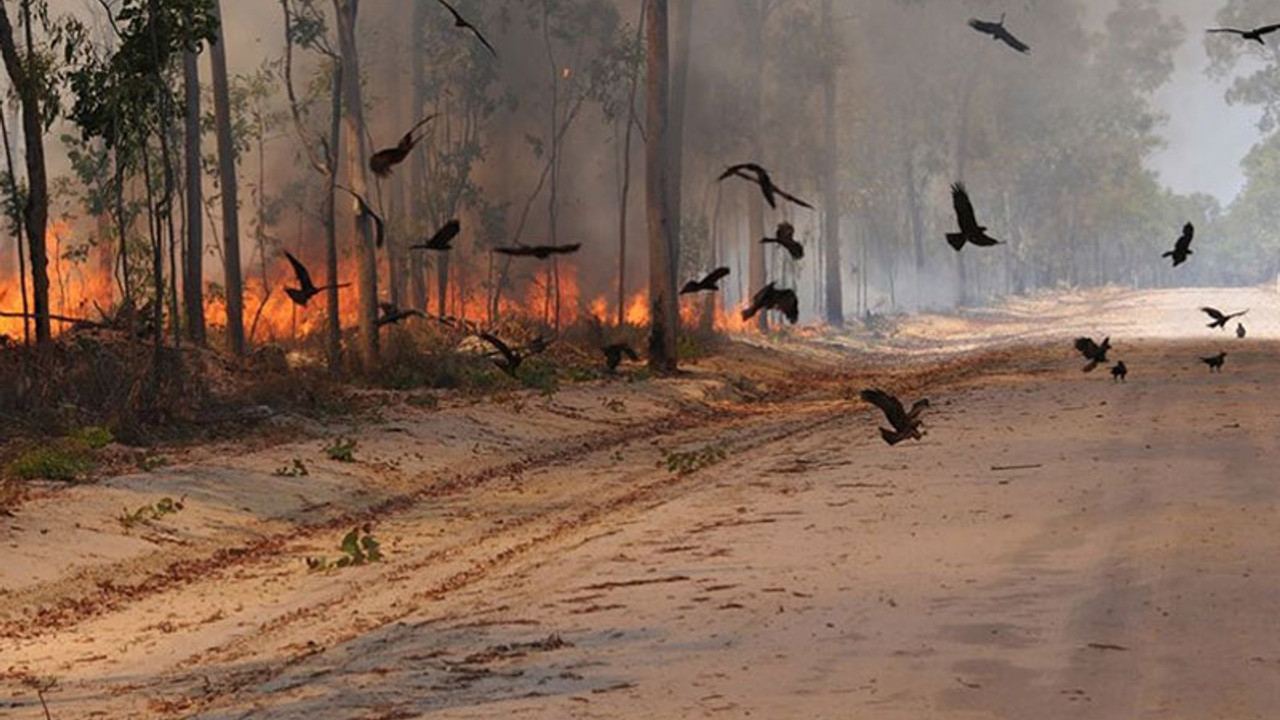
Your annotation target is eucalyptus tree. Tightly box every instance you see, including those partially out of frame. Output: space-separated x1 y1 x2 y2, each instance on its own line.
646 0 677 371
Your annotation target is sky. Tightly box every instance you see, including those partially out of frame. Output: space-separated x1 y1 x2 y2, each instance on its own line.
1145 0 1264 204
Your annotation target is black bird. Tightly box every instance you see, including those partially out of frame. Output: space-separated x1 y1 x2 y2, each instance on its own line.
1075 336 1112 373
377 302 425 327
435 0 498 56
337 186 385 249
968 14 1031 54
1162 222 1194 267
283 251 349 307
1111 361 1128 383
602 343 639 372
761 222 804 260
1201 307 1248 330
370 115 437 178
410 220 461 252
717 163 814 210
860 388 930 446
1237 322 1247 339
681 267 731 295
742 282 799 325
946 183 1001 251
493 243 582 259
1207 23 1280 45
1201 352 1227 373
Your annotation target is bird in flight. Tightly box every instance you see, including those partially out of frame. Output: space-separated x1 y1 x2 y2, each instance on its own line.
761 222 804 260
1201 307 1248 330
411 220 461 252
478 332 549 377
1110 361 1128 383
493 243 582 259
1074 336 1112 373
377 302 425 327
1162 222 1194 267
860 389 930 446
283 251 349 307
717 163 813 210
1237 323 1247 339
1201 352 1227 373
1207 23 1280 45
337 186 385 249
681 267 731 295
968 14 1031 54
602 343 639 372
435 0 498 56
370 115 437 178
946 183 1001 251
742 282 799 325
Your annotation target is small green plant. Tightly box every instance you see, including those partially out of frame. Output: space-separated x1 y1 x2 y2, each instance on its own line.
518 357 560 396
407 392 439 410
274 458 310 477
73 425 115 450
119 496 185 529
323 437 358 463
306 526 384 571
6 444 93 481
661 444 728 476
137 454 171 472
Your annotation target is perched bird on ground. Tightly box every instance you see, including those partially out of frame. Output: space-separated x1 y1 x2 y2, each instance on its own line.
377 302 425 327
717 163 813 210
1202 352 1227 373
860 389 930 446
761 222 804 260
434 0 498 56
946 183 1001 251
1207 23 1280 45
1111 361 1128 383
968 14 1031 54
410 220 461 252
602 343 639 372
1201 307 1248 330
477 332 549 377
742 282 799 324
283 251 349 307
1237 322 1247 339
681 267 731 295
370 115 437 178
493 243 582 259
337 186 385 249
1162 222 1194 267
1075 336 1112 373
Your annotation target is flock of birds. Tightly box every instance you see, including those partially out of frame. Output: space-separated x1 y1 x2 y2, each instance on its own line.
275 5 1268 446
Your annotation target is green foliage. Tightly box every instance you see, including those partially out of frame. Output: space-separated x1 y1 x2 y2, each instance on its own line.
306 526 383 571
518 356 560 396
6 443 92 481
323 437 357 463
661 444 727 476
118 496 184 529
73 425 114 450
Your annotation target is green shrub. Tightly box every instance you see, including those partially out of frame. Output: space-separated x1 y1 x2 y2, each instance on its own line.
73 426 115 450
518 357 560 396
323 437 358 463
6 444 93 481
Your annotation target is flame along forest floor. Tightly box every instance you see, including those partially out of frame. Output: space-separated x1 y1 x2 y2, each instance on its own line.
3 285 1280 719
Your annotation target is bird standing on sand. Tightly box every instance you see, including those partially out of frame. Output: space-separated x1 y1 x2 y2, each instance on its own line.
860 389 930 446
681 267 731 295
946 183 1002 251
1162 223 1194 267
1201 307 1248 330
1111 361 1128 383
1237 323 1247 339
968 14 1031 54
283 251 350 307
1202 352 1227 373
761 222 804 260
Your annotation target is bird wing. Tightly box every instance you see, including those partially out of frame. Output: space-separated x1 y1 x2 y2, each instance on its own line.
1200 307 1226 322
1256 23 1280 35
551 244 583 255
704 267 731 285
717 163 761 181
430 219 461 247
436 0 465 25
906 398 930 422
478 332 517 364
996 26 1031 53
283 251 314 291
860 389 910 432
1228 309 1250 320
776 289 800 324
742 282 773 320
968 18 998 36
951 183 979 233
493 245 533 257
1075 337 1100 359
1206 28 1248 35
680 280 702 295
774 186 815 210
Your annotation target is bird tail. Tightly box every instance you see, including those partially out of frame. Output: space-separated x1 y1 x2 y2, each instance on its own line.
946 233 966 252
1161 251 1173 258
1082 359 1099 373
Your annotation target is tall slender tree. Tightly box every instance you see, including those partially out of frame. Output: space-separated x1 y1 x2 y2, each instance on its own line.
820 0 842 325
209 0 245 355
646 0 677 372
182 49 205 343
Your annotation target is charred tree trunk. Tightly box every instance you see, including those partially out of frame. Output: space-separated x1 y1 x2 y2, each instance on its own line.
183 50 205 344
210 0 245 355
667 0 692 302
646 0 677 372
408 0 428 312
741 0 767 332
0 94 28 344
0 1 49 345
820 0 842 326
617 3 646 327
325 61 344 373
335 0 379 370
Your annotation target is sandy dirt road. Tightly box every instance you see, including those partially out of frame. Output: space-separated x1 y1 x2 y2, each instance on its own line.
4 287 1280 719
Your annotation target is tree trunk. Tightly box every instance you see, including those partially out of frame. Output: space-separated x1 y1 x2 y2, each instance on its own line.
820 0 842 326
667 0 692 300
617 3 646 327
0 90 28 344
210 0 245 355
0 1 49 344
742 0 767 332
408 0 428 312
182 50 205 344
646 0 677 372
325 60 344 373
335 0 379 370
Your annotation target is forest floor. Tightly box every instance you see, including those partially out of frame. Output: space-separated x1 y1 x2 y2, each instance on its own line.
3 285 1280 719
